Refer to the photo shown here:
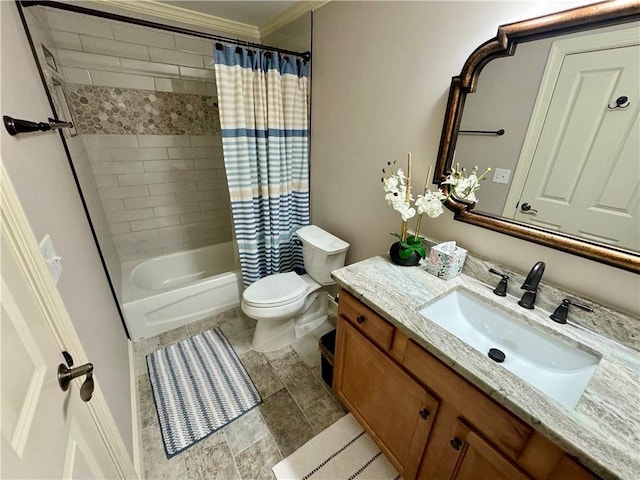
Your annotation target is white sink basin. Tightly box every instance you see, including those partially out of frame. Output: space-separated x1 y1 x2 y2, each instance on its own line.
419 289 599 409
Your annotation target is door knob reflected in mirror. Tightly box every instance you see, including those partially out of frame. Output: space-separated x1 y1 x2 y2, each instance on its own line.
520 203 538 214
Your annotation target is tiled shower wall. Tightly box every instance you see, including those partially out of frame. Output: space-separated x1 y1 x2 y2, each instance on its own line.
39 6 233 263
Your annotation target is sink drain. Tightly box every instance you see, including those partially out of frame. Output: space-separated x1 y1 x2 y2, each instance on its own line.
488 348 506 363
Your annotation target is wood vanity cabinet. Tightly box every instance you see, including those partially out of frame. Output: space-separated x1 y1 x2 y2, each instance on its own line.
333 290 601 480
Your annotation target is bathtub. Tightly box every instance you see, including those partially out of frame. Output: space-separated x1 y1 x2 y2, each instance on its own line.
121 242 243 340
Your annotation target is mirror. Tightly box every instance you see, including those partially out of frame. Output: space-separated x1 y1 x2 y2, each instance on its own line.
435 1 640 273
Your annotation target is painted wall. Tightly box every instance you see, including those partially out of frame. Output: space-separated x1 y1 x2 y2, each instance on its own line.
1 1 133 455
310 1 640 317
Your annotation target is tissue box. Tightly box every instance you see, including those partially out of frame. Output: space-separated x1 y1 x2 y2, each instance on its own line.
425 242 467 280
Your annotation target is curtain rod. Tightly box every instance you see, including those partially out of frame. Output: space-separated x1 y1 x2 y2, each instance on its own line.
20 0 311 61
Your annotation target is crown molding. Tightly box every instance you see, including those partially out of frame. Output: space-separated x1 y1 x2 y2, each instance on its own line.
260 1 330 39
95 0 261 40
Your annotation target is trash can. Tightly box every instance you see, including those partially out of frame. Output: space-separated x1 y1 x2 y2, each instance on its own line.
319 329 336 387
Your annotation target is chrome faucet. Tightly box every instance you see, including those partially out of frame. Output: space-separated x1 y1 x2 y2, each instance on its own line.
518 261 545 309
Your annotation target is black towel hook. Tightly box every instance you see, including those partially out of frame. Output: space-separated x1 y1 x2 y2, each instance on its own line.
608 96 630 110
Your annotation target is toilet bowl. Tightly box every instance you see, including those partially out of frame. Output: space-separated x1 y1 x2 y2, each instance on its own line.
241 226 349 352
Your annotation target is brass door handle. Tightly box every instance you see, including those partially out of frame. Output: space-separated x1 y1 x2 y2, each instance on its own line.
57 351 94 402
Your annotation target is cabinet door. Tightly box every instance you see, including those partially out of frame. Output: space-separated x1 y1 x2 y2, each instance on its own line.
334 317 439 480
451 430 532 480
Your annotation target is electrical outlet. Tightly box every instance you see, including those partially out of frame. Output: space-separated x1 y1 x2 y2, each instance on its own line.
39 234 62 284
492 168 511 184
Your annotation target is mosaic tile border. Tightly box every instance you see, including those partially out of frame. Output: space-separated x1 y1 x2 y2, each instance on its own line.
67 84 220 136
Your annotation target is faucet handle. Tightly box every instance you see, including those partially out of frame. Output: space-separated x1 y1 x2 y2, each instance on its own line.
488 268 509 296
550 298 593 324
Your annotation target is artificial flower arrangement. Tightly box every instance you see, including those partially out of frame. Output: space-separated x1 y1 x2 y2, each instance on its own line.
382 152 491 264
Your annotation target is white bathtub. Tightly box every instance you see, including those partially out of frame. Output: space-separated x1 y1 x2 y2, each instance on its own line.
121 242 243 340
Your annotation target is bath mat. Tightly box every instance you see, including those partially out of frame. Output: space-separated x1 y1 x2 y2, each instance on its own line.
272 413 401 480
147 328 261 458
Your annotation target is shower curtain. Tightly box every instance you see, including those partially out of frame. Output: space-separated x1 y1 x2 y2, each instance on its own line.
213 44 310 286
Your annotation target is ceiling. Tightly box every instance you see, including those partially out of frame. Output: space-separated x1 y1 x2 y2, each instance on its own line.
159 1 300 28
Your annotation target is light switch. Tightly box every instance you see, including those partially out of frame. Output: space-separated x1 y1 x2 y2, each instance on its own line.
492 168 511 184
39 234 62 284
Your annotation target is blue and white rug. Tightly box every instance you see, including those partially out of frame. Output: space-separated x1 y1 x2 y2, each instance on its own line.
273 414 401 480
147 328 261 458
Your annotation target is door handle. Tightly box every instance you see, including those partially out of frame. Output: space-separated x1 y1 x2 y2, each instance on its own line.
520 203 538 214
57 351 94 402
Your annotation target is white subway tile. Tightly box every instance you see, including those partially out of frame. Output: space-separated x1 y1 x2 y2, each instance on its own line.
92 161 144 175
179 210 220 224
99 185 150 200
158 223 200 237
179 66 215 80
117 172 173 186
143 160 194 172
111 147 168 161
194 157 223 170
189 135 220 147
120 59 180 78
57 49 121 71
175 191 217 203
148 182 197 195
110 222 131 235
199 199 230 210
130 215 180 232
137 135 191 148
206 82 218 96
168 147 214 159
197 179 228 191
113 230 159 245
134 235 183 250
112 24 175 49
216 168 227 179
174 36 213 56
124 194 176 209
90 70 155 90
62 67 92 85
51 30 82 50
95 175 118 188
203 56 215 70
154 203 200 217
45 9 114 39
101 199 126 212
107 208 154 223
153 77 207 94
80 36 149 61
83 134 139 149
86 149 112 162
115 243 138 255
149 47 203 68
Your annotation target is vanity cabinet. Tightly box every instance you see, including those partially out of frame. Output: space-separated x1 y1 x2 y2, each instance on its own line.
333 290 601 480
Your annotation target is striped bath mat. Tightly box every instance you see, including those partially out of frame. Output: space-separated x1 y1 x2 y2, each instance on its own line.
273 413 401 480
147 328 261 458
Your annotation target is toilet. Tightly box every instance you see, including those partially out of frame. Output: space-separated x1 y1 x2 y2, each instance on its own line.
241 225 349 352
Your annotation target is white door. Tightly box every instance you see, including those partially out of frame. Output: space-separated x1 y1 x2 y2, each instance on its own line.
1 173 121 479
512 44 639 251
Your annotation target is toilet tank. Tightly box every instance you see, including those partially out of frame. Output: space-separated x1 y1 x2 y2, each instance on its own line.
297 225 349 285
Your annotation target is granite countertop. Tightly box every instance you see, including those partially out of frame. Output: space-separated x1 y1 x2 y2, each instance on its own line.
331 256 640 480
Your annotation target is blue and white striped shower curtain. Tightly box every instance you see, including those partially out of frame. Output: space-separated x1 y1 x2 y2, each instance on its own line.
213 45 310 286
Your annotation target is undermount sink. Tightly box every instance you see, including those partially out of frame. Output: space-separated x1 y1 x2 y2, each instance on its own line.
418 289 600 409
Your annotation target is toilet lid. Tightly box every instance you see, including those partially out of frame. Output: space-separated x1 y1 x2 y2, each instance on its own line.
243 272 308 308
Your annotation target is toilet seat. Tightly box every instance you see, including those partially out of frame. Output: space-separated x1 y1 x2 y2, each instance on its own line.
243 272 309 308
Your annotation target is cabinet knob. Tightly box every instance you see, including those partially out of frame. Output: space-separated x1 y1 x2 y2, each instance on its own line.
450 437 463 451
419 408 430 419
356 315 366 324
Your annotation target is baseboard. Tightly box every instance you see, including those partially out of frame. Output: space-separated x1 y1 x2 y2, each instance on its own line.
128 341 143 478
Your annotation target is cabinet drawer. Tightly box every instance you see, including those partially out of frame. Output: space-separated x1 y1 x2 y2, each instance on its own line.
338 290 395 351
404 340 532 459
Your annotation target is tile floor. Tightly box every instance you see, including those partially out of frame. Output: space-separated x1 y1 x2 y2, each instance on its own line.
132 308 346 480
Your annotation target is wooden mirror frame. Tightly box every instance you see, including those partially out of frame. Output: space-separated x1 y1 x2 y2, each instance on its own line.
434 0 640 273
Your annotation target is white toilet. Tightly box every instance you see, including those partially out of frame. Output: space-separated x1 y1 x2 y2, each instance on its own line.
241 225 349 352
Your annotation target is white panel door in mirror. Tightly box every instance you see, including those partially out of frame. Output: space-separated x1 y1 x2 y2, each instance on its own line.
513 45 639 251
